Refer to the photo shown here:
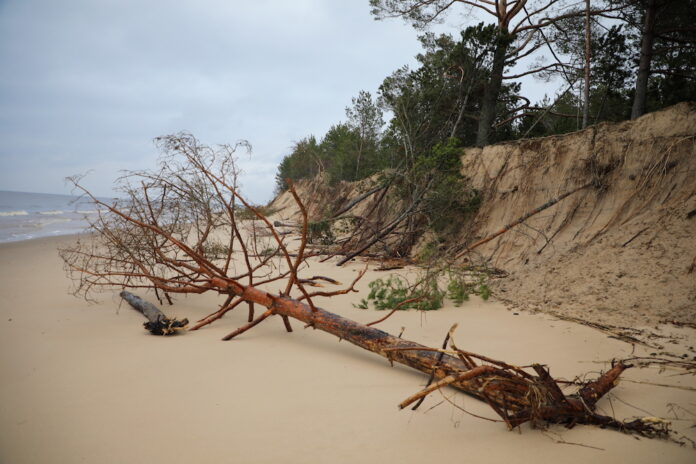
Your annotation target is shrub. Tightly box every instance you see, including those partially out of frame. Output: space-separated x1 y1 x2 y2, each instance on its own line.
355 274 445 311
308 220 335 245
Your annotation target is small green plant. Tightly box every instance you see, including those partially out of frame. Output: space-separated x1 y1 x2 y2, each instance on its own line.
308 220 335 245
355 274 445 311
446 278 470 306
355 266 492 312
236 205 279 221
418 240 438 263
202 241 230 259
446 271 491 306
259 247 278 258
478 281 491 301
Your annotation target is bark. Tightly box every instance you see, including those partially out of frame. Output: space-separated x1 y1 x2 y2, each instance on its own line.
450 80 473 139
476 32 511 147
115 280 665 435
631 0 657 119
120 291 188 335
583 0 591 128
201 277 667 436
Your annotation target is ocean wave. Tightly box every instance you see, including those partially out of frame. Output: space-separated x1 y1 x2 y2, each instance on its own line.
40 218 73 225
39 210 65 215
0 210 29 217
76 210 100 214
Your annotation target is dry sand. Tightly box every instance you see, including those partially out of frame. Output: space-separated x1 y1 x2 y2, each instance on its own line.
1 235 695 463
459 103 696 328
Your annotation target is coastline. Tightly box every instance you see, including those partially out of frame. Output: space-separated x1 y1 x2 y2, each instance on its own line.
0 231 81 247
1 235 694 463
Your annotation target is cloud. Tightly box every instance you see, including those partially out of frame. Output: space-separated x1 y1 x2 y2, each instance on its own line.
0 0 432 201
0 0 556 202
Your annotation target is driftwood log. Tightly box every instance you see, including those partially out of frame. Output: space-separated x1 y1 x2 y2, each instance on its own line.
120 291 188 335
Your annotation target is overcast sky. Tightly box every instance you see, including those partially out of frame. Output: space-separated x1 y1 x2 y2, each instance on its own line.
0 0 555 203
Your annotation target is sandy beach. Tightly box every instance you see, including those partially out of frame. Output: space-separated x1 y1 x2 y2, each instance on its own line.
1 235 695 463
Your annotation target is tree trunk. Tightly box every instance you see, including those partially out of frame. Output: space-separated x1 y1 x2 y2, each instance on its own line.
476 31 510 147
582 0 591 128
202 278 665 435
631 0 657 120
450 83 472 139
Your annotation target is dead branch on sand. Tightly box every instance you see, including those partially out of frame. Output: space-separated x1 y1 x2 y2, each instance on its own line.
120 290 188 335
61 133 669 439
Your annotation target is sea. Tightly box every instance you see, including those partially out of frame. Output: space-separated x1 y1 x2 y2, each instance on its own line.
0 190 107 243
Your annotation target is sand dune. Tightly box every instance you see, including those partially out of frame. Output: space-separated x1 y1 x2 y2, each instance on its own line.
1 236 694 463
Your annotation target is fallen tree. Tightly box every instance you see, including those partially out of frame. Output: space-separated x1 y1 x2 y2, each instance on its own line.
61 133 669 438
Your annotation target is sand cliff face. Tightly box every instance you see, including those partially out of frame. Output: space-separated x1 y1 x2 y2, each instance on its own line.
272 103 696 326
459 102 696 325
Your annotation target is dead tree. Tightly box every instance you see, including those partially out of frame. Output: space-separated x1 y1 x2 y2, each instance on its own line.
61 133 668 438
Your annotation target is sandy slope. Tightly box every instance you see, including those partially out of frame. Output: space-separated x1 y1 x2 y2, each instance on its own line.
272 104 696 330
459 103 696 327
1 236 695 463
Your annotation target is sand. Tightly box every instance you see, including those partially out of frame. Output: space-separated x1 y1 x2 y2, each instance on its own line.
458 103 696 328
272 104 696 331
1 235 695 463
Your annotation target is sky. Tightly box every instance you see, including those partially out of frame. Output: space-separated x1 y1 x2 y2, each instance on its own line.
0 0 557 204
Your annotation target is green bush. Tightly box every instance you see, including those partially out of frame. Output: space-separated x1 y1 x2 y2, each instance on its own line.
355 274 445 311
236 205 279 221
308 220 335 245
446 271 491 306
356 267 491 312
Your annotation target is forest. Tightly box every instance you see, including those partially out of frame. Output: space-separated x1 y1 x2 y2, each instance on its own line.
275 0 696 192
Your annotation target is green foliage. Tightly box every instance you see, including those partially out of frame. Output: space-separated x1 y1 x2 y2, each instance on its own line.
417 240 438 263
379 25 512 157
414 137 461 173
446 278 470 305
321 123 362 184
307 220 335 245
275 136 322 192
274 92 386 192
236 205 279 221
275 7 696 256
260 246 278 258
414 138 481 236
446 271 491 306
357 267 491 312
201 241 230 260
356 275 445 311
479 283 491 301
274 23 524 194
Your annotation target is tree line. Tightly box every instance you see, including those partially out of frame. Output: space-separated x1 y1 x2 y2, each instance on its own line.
276 0 695 192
